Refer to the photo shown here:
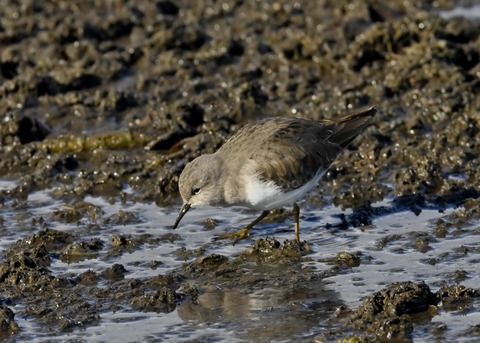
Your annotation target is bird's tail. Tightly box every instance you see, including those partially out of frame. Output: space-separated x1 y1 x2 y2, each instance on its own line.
329 106 377 148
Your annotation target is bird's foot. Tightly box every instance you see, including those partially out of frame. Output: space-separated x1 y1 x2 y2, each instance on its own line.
214 227 252 245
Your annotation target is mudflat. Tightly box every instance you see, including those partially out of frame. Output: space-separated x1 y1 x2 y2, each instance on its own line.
1 1 479 341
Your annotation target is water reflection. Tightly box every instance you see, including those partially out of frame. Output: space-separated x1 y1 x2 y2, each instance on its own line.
177 277 342 341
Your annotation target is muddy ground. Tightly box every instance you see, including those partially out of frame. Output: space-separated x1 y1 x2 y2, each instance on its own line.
0 0 480 341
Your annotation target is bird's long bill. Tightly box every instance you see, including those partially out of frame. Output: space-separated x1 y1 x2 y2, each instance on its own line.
172 203 191 229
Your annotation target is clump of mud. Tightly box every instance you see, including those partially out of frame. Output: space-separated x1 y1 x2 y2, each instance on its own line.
349 281 437 340
325 282 479 342
0 305 19 339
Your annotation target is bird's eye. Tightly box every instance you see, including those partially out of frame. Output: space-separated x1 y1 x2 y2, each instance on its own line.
191 187 201 195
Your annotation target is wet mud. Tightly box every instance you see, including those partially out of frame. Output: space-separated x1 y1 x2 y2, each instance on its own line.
1 0 480 341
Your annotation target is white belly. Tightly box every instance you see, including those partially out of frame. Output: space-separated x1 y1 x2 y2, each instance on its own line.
244 170 325 210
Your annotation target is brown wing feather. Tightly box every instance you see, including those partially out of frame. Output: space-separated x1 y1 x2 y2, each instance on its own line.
248 118 342 190
219 106 376 192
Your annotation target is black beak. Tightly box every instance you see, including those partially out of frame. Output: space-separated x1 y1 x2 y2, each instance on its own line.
172 203 191 229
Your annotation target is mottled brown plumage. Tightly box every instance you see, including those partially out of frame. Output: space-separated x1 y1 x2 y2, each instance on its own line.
173 106 377 243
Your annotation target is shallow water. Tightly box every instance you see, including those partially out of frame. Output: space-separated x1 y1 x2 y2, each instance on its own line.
2 180 479 342
439 3 480 19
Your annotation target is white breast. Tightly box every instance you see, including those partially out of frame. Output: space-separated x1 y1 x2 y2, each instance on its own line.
244 170 325 210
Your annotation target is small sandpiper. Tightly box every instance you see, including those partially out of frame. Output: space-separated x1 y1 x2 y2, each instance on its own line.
173 106 377 243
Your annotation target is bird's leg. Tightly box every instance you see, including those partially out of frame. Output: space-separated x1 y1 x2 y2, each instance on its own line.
293 202 301 242
217 210 270 244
